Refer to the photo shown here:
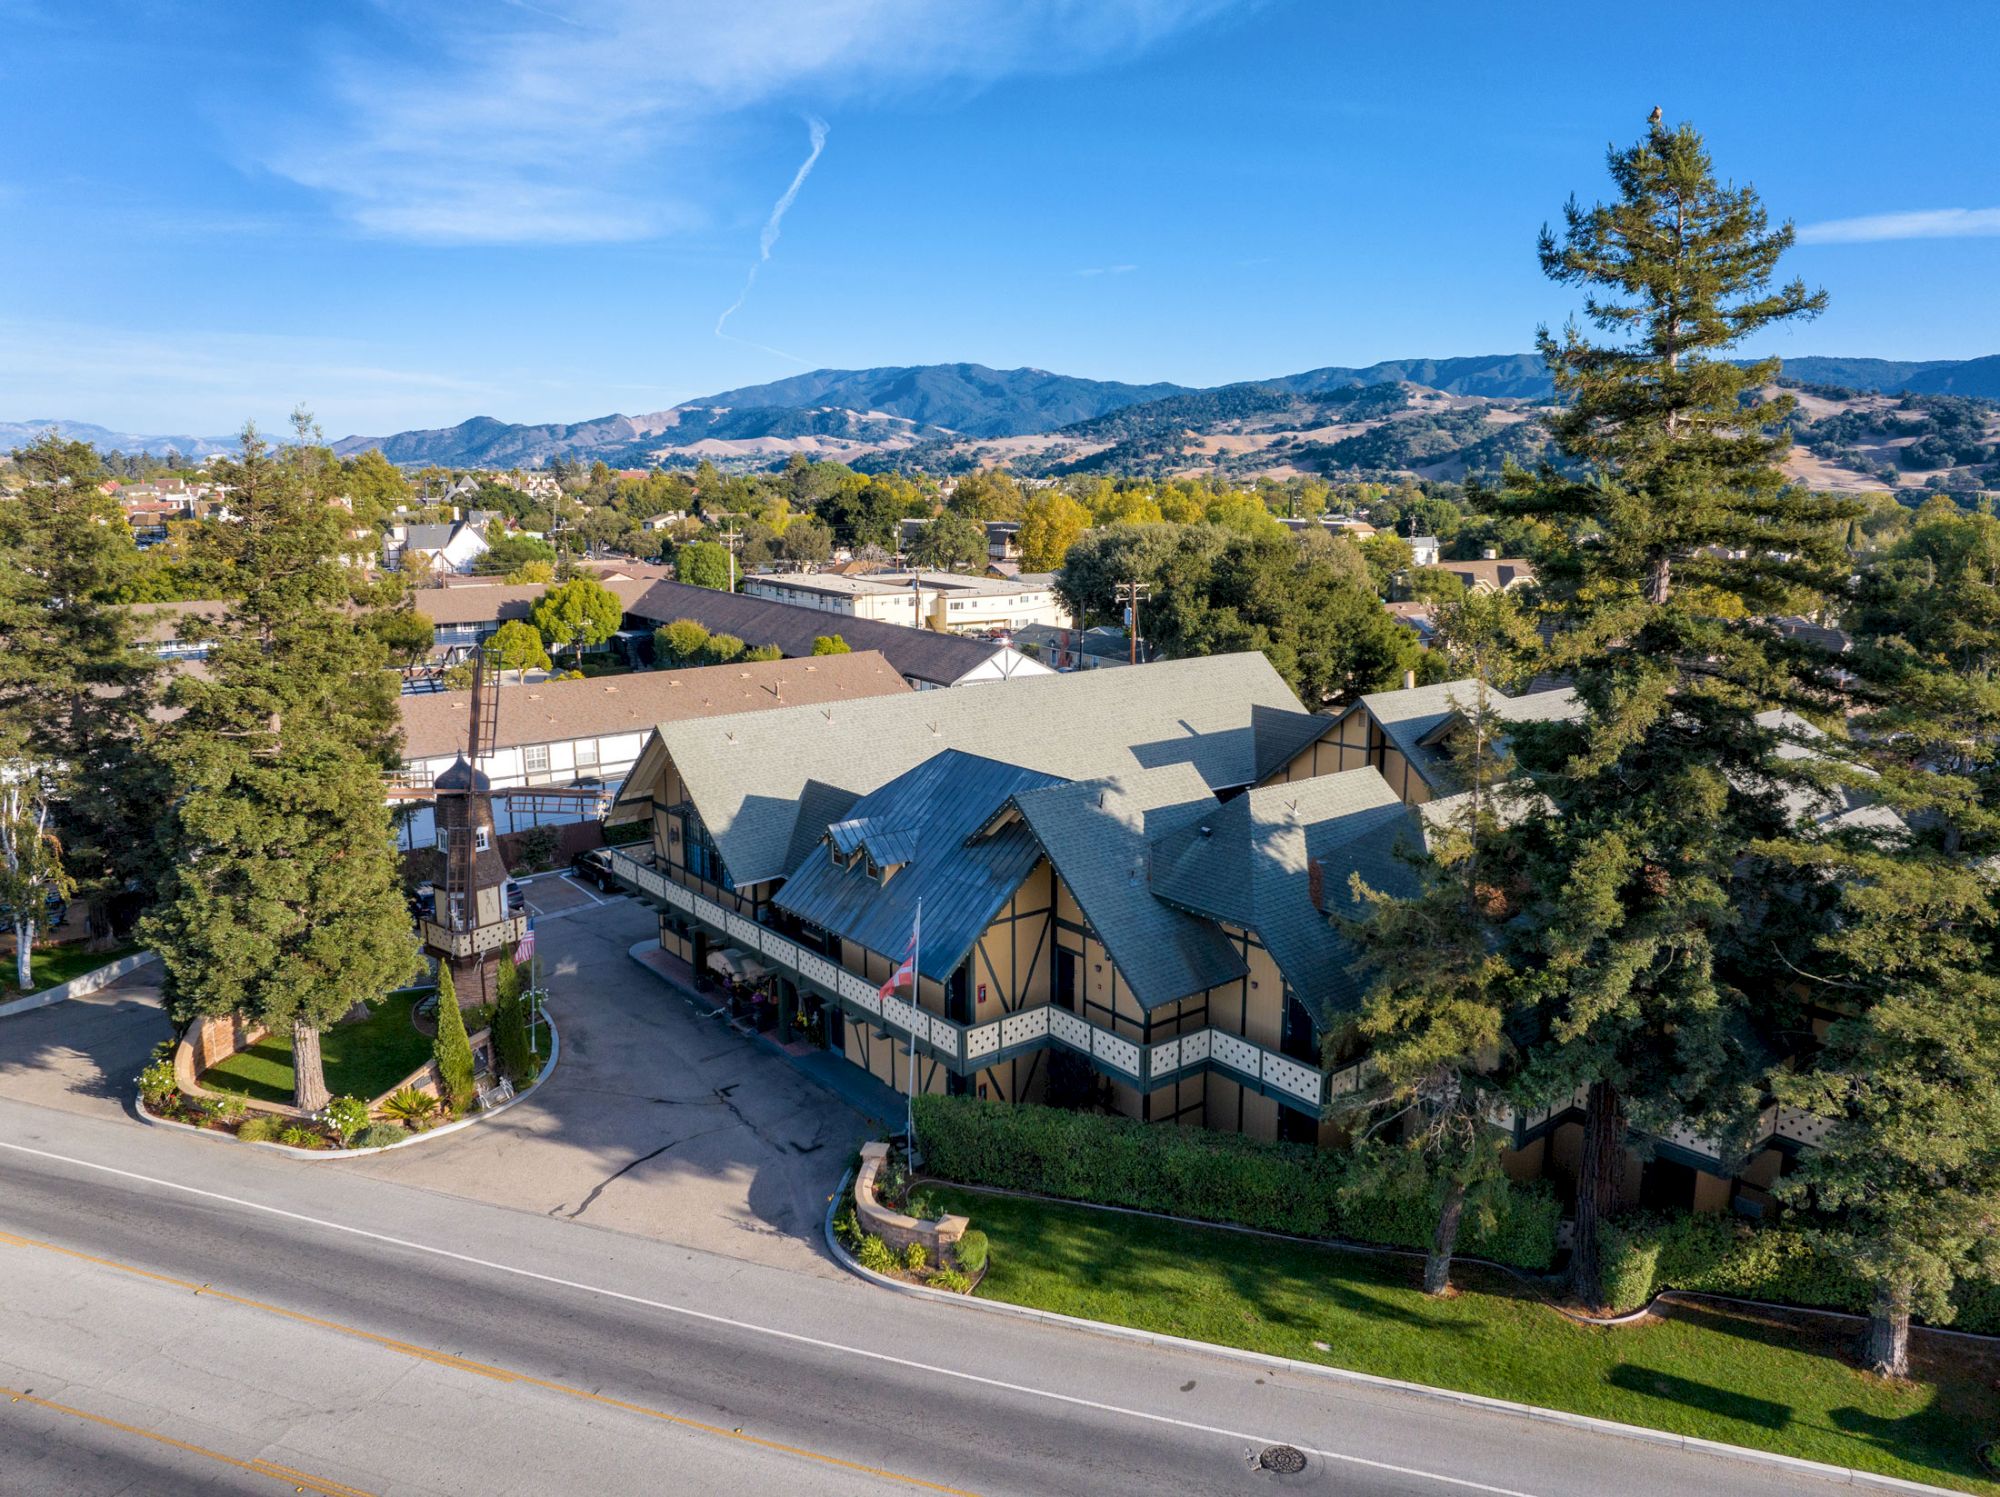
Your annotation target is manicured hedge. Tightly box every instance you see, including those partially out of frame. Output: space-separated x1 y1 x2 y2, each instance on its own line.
1602 1212 2000 1332
911 1095 1559 1269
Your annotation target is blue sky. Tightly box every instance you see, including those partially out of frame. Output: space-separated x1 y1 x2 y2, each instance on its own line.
2 0 1996 437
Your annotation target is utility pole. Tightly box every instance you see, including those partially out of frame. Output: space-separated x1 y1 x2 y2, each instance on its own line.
1113 578 1152 665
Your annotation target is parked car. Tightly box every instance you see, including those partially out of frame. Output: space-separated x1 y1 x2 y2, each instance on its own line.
571 847 621 893
505 880 526 916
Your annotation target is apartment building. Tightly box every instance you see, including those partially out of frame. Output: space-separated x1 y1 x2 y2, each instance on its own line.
740 569 1072 636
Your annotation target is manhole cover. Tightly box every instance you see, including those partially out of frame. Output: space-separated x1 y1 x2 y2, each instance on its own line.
1258 1445 1307 1475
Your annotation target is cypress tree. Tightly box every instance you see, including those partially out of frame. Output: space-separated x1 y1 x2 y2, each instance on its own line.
1491 114 1854 1304
432 962 477 1112
142 416 418 1112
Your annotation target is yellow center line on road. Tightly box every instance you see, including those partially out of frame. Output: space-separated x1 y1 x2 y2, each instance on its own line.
1 1384 375 1497
0 1228 981 1497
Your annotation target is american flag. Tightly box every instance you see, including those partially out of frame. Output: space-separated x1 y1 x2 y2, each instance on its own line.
876 907 920 1000
514 926 536 964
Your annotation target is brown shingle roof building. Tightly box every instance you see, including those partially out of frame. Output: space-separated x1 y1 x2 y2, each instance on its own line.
398 649 912 762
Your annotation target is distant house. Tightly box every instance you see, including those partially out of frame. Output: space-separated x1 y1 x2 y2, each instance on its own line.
1012 623 1133 671
387 520 490 575
126 600 228 661
1407 534 1441 567
1424 556 1535 594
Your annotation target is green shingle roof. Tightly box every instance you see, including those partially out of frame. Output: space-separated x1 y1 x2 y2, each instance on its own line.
1005 766 1248 1013
1357 679 1578 793
1149 768 1429 1028
635 653 1317 887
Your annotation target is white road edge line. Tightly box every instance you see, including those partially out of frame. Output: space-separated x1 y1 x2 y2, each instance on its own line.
0 1139 1535 1497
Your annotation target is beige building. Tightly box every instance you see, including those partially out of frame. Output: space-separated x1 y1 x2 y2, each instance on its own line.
741 570 1072 636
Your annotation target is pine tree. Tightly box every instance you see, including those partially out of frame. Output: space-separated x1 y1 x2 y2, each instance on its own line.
432 962 477 1112
0 434 164 961
1491 114 1855 1305
142 417 417 1112
1764 502 2000 1376
1347 681 1521 1295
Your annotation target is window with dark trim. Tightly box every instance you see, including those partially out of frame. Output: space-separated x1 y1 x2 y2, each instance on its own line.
1054 949 1079 1012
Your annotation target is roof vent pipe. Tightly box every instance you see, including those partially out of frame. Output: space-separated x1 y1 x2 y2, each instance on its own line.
1403 668 1417 689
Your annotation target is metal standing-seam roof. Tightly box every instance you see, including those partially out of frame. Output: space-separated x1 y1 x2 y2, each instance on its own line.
773 750 1067 984
1004 766 1248 1013
1149 768 1429 1027
619 653 1322 887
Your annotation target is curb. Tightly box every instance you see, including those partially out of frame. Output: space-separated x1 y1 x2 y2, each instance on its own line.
0 950 158 1019
137 1018 561 1160
821 1175 1972 1496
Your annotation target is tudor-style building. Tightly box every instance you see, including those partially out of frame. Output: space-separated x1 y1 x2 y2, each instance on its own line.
600 655 1874 1217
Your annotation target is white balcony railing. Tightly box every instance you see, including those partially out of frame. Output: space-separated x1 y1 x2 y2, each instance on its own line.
605 846 1354 1111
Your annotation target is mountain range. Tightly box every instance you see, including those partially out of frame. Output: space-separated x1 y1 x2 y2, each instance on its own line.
10 354 1997 471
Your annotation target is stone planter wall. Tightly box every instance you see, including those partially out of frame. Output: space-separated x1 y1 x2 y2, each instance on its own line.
855 1141 969 1263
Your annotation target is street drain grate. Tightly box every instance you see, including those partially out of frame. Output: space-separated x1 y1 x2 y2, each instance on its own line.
1257 1445 1307 1475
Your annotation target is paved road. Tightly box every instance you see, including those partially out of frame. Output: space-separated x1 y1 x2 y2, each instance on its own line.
0 1099 1866 1497
349 890 870 1275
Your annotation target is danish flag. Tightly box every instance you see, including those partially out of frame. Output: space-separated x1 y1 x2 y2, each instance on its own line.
876 906 921 1000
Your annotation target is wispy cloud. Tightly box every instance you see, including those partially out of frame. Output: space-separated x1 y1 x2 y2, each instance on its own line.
1798 207 2000 244
1074 264 1138 277
715 116 829 366
255 1 1249 244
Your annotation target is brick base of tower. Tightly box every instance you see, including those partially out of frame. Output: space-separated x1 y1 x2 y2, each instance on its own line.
448 952 499 1009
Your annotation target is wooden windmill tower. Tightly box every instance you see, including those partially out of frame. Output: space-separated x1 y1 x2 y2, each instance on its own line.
420 645 525 1007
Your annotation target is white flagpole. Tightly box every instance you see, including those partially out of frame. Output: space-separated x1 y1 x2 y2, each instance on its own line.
906 898 921 1156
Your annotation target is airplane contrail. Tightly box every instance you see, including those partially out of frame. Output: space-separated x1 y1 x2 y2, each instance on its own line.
715 115 828 364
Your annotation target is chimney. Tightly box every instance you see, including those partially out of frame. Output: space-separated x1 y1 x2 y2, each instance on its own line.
1482 547 1498 560
1402 668 1417 689
1308 856 1325 913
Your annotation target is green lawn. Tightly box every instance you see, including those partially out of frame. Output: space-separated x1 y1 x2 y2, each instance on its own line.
6 941 140 996
929 1186 2000 1494
202 989 436 1106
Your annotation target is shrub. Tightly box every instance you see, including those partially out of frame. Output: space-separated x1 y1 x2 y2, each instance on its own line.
516 826 559 871
207 1093 248 1124
382 1086 439 1129
926 1268 973 1294
832 1203 865 1253
137 1057 178 1110
953 1230 989 1276
432 965 477 1113
235 1114 285 1143
911 1094 1560 1269
856 1235 897 1274
352 1123 407 1150
322 1095 371 1145
902 1241 929 1274
278 1124 321 1150
1597 1210 2000 1330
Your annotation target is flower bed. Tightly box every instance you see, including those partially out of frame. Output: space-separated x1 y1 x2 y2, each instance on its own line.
833 1141 986 1294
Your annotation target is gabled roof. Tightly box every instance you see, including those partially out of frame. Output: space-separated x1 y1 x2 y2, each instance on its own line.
617 653 1321 886
773 750 1066 984
1756 709 1905 834
1355 679 1580 794
399 650 910 761
625 579 1046 688
1004 767 1247 1012
1149 768 1428 1027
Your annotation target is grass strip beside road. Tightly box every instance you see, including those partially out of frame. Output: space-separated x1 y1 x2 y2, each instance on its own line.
8 941 140 996
928 1186 2000 1495
202 990 433 1105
